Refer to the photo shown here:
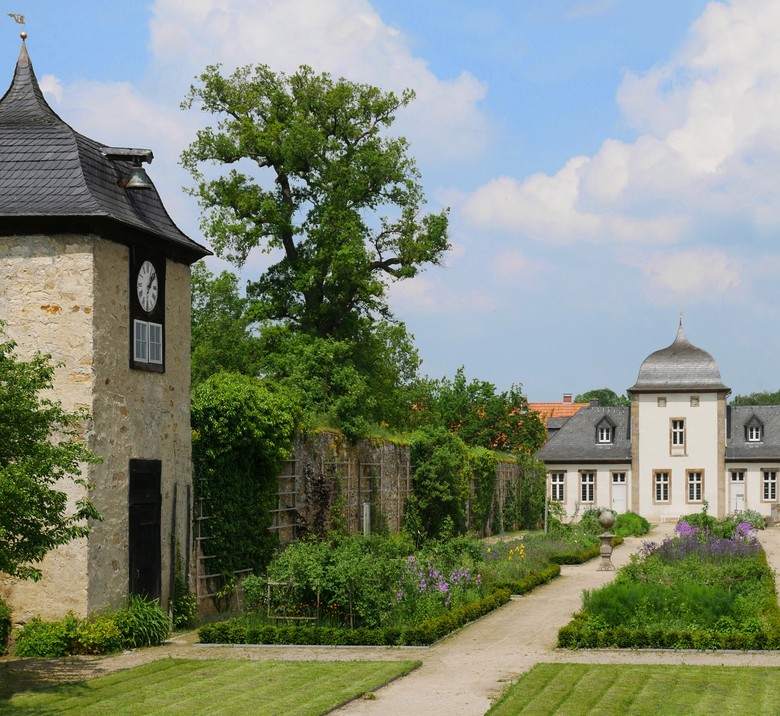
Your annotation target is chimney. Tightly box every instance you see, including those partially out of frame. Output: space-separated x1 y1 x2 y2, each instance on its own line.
563 394 572 403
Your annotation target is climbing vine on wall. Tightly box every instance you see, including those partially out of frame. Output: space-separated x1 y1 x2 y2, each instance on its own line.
191 372 300 575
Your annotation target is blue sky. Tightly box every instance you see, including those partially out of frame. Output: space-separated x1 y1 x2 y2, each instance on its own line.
3 0 779 400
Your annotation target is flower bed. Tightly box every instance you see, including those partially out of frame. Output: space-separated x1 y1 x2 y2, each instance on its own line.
197 527 624 648
198 588 511 646
558 517 780 649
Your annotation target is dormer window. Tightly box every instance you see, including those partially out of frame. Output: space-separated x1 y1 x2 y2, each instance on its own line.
595 417 616 444
746 416 764 443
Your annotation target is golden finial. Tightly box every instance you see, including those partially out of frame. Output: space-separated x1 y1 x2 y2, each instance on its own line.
20 31 27 40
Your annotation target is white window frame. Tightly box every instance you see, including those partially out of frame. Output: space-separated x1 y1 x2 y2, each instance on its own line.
762 470 777 502
748 425 762 442
654 471 670 503
597 426 612 443
580 472 595 503
550 472 566 502
687 470 703 503
730 470 745 483
671 419 685 446
134 319 163 365
670 418 686 455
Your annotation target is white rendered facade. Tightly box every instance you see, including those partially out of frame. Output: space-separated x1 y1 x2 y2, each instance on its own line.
537 326 780 522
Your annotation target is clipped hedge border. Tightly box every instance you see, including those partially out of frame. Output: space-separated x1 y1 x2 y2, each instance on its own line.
549 536 624 565
558 616 780 650
198 588 511 647
489 563 561 595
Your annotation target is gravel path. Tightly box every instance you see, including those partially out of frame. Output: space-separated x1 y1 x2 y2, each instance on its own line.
4 522 780 714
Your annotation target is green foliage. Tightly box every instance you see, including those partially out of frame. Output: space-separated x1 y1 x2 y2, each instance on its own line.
405 426 470 541
469 447 497 536
573 388 630 407
192 372 300 574
190 264 262 389
13 612 122 657
13 615 76 657
198 588 510 646
614 511 651 537
113 595 170 648
731 389 780 405
582 581 735 629
74 616 122 655
0 328 102 581
407 368 546 453
181 63 449 340
0 598 10 655
560 515 780 649
172 555 197 631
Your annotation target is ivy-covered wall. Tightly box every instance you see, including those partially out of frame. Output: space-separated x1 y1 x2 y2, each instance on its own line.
271 430 545 546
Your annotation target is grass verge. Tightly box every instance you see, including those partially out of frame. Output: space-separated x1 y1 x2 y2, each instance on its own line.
0 657 420 715
487 663 780 715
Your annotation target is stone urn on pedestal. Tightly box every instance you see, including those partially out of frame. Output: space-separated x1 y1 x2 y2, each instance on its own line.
597 510 616 571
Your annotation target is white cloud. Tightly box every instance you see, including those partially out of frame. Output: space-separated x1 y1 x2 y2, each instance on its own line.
460 0 780 257
148 0 490 163
627 248 743 302
389 276 497 316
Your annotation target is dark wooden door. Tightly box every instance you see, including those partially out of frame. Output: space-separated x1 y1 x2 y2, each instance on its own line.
129 459 161 600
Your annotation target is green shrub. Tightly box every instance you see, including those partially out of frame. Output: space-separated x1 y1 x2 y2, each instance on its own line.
614 511 650 537
113 595 169 648
198 588 511 647
13 614 78 657
0 597 11 655
74 615 122 655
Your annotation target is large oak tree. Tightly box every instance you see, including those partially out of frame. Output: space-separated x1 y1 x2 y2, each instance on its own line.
182 64 449 339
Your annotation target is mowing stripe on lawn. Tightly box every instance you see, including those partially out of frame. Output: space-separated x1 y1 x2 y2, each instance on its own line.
0 659 420 716
487 663 780 716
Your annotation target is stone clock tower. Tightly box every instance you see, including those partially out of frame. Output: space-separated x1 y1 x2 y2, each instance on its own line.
0 38 210 619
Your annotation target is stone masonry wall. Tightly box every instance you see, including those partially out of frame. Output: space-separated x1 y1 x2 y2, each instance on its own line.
0 234 194 620
0 234 94 620
88 239 193 615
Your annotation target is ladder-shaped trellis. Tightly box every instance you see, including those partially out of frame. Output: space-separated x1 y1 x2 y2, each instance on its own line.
269 459 298 544
193 488 252 610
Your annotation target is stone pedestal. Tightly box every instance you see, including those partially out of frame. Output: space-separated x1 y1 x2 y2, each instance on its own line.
597 510 616 572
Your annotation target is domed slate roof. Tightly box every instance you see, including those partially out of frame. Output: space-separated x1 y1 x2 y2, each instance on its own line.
629 324 729 393
0 38 209 264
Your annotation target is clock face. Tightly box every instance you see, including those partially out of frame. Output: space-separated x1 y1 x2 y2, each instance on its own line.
136 260 159 313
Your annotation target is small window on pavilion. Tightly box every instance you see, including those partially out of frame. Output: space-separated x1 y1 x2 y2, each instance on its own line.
746 416 764 443
595 417 616 445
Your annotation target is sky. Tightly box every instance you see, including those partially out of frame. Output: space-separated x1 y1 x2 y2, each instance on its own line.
3 0 780 401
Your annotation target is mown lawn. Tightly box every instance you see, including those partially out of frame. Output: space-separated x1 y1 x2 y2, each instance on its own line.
488 663 780 715
0 658 420 715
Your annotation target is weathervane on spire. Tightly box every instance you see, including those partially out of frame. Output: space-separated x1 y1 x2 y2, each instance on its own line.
7 12 26 40
679 310 684 329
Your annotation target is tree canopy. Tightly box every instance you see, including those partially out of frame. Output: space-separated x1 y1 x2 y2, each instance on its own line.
0 331 101 580
182 64 449 339
407 368 546 454
190 263 262 389
574 388 630 407
731 390 780 406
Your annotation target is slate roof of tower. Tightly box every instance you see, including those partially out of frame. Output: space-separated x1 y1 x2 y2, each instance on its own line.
628 325 729 393
0 40 209 264
535 406 631 464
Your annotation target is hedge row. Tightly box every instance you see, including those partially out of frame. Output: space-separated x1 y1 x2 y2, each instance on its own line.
490 564 561 595
198 588 512 647
558 616 780 650
549 536 624 565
